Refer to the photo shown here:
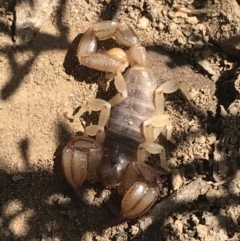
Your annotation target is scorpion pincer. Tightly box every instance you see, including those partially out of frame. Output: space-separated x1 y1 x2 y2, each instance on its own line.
62 21 191 223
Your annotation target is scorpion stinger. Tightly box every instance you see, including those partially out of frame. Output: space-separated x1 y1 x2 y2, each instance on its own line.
62 20 192 224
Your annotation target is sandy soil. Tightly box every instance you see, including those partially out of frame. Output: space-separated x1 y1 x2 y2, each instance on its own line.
1 0 240 240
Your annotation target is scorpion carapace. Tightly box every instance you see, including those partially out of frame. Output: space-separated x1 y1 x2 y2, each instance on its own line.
62 21 191 223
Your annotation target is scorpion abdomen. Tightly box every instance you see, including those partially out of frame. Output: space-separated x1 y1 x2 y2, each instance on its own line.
106 66 158 146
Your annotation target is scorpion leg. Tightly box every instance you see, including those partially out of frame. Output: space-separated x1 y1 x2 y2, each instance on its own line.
73 99 111 143
155 79 191 115
154 80 192 115
139 80 190 171
143 115 173 142
73 79 128 141
117 162 161 222
140 115 173 172
153 79 191 149
137 142 168 171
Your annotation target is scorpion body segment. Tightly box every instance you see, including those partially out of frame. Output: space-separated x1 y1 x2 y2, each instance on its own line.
62 21 191 223
107 66 157 144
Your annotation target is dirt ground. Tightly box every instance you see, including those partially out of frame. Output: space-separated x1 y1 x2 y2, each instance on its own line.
1 0 240 240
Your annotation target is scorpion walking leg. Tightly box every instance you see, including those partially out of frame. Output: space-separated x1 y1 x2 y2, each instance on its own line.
138 80 191 171
72 73 128 142
139 115 173 172
137 142 168 171
73 99 111 143
144 115 173 141
155 79 191 115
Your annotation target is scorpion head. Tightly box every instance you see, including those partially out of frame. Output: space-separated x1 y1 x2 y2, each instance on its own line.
97 140 135 188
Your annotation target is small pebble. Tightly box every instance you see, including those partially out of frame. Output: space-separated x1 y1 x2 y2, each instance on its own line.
174 220 183 233
187 16 198 24
196 135 206 144
130 225 139 236
191 214 200 225
172 169 183 190
85 13 92 22
196 224 208 239
158 22 164 30
189 124 199 133
207 133 216 145
229 106 239 116
52 196 59 204
206 189 221 203
197 58 216 76
137 16 149 30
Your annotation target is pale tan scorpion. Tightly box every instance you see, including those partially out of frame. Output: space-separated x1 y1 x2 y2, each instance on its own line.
62 21 191 224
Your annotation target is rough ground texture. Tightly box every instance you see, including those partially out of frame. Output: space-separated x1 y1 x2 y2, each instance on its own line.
1 0 240 240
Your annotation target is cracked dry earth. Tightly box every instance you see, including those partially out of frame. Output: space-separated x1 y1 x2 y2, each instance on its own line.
1 0 240 240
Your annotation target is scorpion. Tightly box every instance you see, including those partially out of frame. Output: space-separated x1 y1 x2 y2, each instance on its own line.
62 21 191 224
